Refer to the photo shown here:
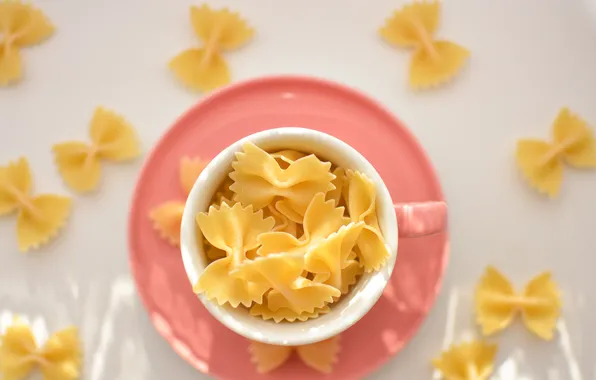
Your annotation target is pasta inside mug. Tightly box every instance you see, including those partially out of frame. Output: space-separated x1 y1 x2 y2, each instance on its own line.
180 128 398 345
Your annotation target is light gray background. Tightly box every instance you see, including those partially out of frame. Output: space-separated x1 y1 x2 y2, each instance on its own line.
1 0 595 378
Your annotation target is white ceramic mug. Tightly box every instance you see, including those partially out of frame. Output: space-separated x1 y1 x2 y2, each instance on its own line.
180 127 446 346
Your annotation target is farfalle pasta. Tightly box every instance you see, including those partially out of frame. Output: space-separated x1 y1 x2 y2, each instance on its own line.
193 142 391 328
516 107 596 197
475 266 561 340
0 157 72 252
0 320 82 380
0 1 55 86
432 340 497 380
169 5 254 92
52 107 141 193
249 336 341 374
379 1 469 89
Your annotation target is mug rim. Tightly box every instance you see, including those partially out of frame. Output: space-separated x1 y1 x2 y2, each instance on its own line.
180 127 398 346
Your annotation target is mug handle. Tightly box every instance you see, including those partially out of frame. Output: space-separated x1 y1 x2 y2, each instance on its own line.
394 201 447 238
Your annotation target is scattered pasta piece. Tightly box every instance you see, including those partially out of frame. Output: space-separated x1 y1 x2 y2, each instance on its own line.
194 203 275 307
475 266 561 340
232 253 340 314
149 156 206 246
169 5 254 92
432 340 497 380
0 157 71 252
230 142 335 215
52 107 141 193
249 335 341 374
0 1 55 86
345 170 389 272
379 1 469 89
516 108 596 197
0 320 81 380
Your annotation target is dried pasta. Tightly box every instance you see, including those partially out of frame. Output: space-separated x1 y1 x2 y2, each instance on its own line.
169 5 254 92
52 107 141 193
249 335 341 374
229 142 335 215
0 1 55 86
150 156 207 246
0 320 81 380
0 157 72 252
194 203 275 307
432 340 497 380
475 266 561 340
345 170 390 272
516 108 596 197
379 1 469 89
193 142 389 333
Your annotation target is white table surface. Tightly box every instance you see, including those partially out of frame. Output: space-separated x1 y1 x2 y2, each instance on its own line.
1 0 596 379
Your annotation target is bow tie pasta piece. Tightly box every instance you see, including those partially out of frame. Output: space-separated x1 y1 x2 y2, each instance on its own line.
475 266 561 340
0 158 72 252
52 107 141 193
194 255 269 307
169 5 254 92
232 253 340 314
257 193 345 256
0 1 54 86
516 108 596 197
304 222 364 289
0 322 81 380
197 202 275 266
229 142 335 215
379 1 469 89
432 340 497 380
150 156 206 246
250 302 330 323
249 336 340 374
344 171 389 272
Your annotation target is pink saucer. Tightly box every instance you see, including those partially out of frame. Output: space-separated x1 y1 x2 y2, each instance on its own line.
128 76 449 379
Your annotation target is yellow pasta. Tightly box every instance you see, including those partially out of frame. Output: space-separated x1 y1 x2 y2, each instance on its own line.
229 142 335 215
516 108 596 197
379 1 469 89
192 140 390 341
0 0 55 86
249 336 341 374
345 170 390 272
432 340 497 380
169 5 254 92
475 266 561 340
0 157 72 252
250 303 330 323
257 193 345 256
193 203 274 307
150 156 206 246
304 222 364 289
232 253 339 314
52 107 141 193
0 321 81 380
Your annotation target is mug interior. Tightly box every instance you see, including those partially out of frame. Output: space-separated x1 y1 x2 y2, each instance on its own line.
180 127 398 346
